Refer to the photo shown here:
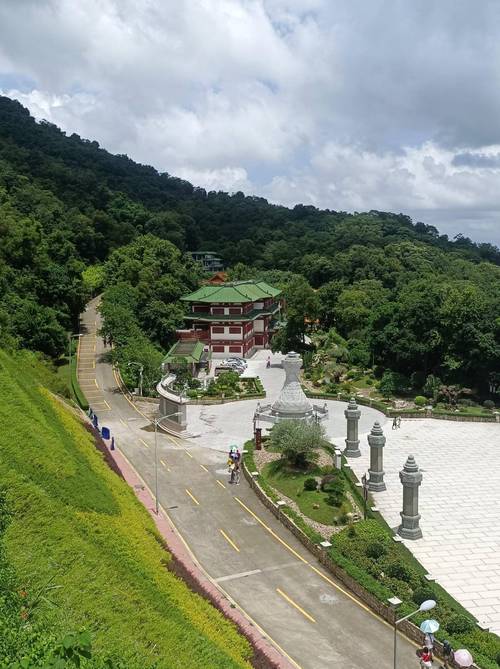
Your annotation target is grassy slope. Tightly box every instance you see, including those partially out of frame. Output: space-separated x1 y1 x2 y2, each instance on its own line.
0 349 251 668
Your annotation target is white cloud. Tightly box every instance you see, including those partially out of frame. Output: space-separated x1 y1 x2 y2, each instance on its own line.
1 0 500 244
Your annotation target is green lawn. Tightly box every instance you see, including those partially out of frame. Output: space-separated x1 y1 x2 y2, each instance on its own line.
262 463 351 525
0 349 252 668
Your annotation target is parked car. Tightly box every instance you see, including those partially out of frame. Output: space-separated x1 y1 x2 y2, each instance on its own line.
224 357 247 368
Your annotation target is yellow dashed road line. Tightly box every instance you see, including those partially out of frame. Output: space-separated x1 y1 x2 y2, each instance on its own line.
216 480 226 489
234 497 307 564
219 528 240 553
276 589 316 624
185 489 200 505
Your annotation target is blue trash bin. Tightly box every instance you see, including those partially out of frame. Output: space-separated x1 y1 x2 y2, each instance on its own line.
101 426 110 440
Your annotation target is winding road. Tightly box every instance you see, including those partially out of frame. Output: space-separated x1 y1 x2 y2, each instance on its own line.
78 297 417 669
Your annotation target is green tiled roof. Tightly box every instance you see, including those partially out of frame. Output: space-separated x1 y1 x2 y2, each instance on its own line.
163 340 206 364
181 280 281 304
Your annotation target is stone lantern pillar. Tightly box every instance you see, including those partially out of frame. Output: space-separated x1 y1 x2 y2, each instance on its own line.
397 454 423 540
367 421 386 491
344 397 361 458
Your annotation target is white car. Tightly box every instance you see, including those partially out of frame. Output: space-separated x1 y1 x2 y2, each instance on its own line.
224 357 247 368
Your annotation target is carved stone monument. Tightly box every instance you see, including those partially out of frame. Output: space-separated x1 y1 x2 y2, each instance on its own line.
367 421 386 491
254 351 328 424
397 454 423 540
344 397 361 457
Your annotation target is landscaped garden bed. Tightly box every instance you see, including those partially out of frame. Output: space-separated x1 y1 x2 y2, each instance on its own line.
249 421 361 539
185 371 265 401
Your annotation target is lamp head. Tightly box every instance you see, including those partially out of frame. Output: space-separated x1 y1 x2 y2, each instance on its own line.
419 600 436 612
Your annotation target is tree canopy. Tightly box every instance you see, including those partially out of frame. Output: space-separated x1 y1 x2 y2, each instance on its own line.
0 94 498 392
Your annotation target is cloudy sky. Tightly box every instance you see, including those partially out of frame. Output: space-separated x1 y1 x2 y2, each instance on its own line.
1 0 500 245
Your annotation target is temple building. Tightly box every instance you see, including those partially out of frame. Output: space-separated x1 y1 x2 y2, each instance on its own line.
176 280 282 358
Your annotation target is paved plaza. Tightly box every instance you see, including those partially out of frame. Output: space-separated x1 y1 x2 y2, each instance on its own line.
348 417 500 635
186 352 500 635
186 351 386 451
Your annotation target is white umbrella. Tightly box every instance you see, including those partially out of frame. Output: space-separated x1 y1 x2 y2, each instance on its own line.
454 649 474 668
420 619 440 634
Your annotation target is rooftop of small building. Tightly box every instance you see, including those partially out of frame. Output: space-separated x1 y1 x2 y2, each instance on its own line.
181 280 281 304
163 339 207 364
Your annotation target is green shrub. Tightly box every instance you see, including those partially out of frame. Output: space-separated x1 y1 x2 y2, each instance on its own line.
326 478 345 507
365 541 387 560
483 399 495 410
347 524 357 538
186 389 198 398
327 491 343 508
366 378 373 386
386 561 413 583
320 473 338 491
205 382 219 396
446 614 475 635
188 378 201 389
413 586 436 606
303 478 318 491
457 398 475 407
414 396 427 407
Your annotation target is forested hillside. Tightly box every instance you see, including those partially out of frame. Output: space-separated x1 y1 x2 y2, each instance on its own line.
0 94 499 396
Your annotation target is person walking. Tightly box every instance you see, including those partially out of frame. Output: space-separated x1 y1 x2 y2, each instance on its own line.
397 415 402 429
266 356 271 368
441 640 453 669
418 646 433 668
392 417 397 430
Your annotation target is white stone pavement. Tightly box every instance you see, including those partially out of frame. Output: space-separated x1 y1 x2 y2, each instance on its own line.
348 417 500 635
186 352 500 634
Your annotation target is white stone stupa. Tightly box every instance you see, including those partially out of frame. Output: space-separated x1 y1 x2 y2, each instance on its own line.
254 351 328 424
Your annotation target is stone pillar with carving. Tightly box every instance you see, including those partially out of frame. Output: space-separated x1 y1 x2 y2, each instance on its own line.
397 454 423 540
344 397 361 458
368 421 386 491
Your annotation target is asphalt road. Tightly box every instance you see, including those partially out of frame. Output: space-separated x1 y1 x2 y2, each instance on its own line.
78 297 418 669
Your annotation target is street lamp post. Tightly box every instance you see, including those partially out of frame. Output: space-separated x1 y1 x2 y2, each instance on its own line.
361 472 368 520
153 412 181 514
127 361 144 397
389 597 436 669
68 333 82 396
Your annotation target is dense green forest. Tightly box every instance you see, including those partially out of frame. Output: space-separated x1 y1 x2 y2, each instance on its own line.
0 95 499 397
